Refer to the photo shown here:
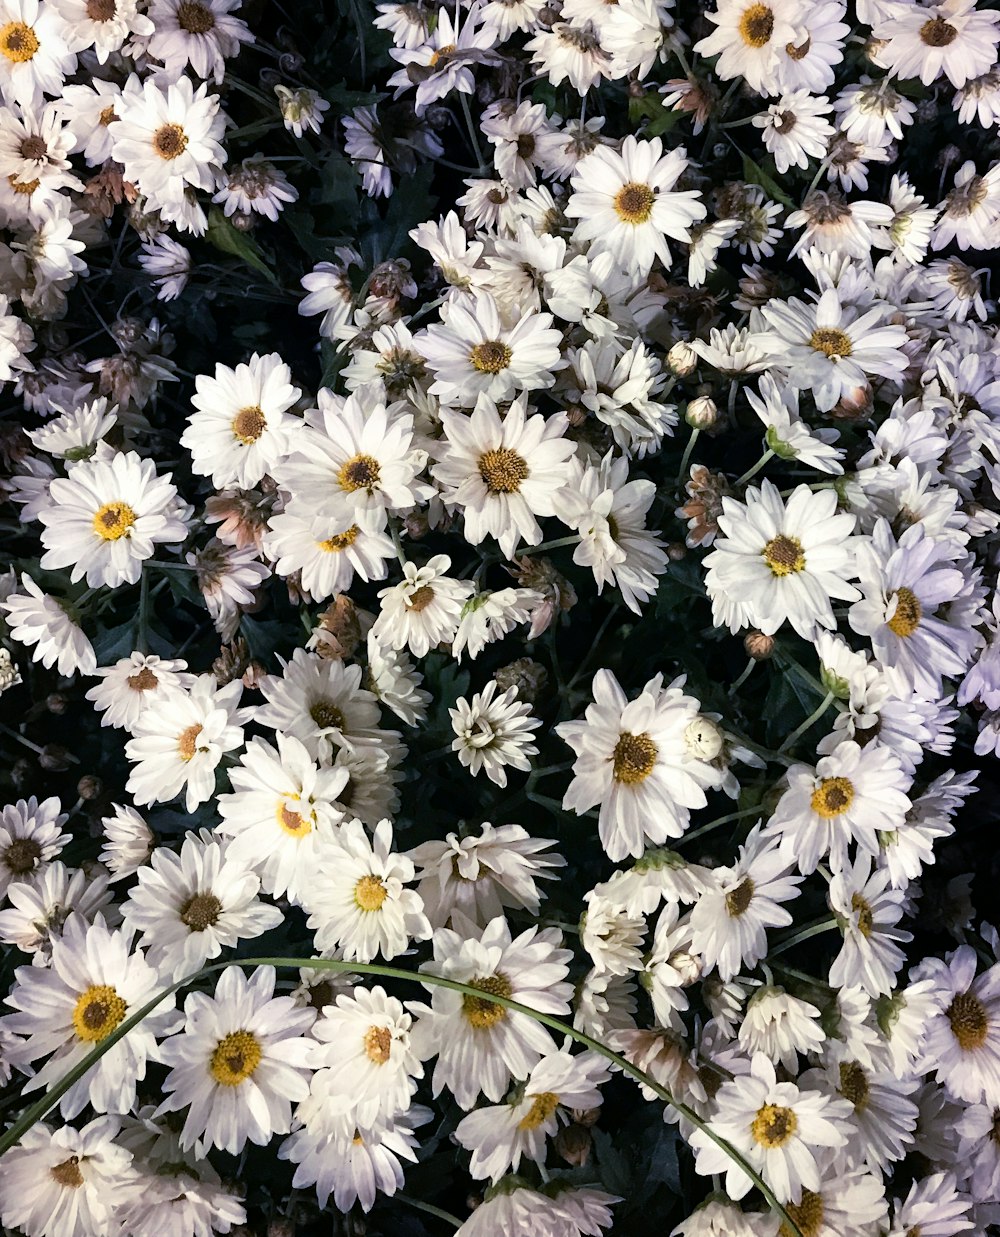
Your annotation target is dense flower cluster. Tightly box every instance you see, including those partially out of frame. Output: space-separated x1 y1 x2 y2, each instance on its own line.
1 0 1000 1235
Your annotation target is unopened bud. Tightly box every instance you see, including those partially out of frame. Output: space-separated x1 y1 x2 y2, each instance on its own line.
268 1221 296 1237
572 1106 602 1128
11 757 33 787
39 744 72 771
685 395 718 430
667 542 687 561
230 211 256 232
744 630 774 660
555 1122 592 1167
937 143 961 170
685 716 724 761
668 340 698 376
404 510 430 540
242 659 268 689
77 775 103 800
831 383 872 420
628 78 645 99
46 692 68 715
494 658 548 705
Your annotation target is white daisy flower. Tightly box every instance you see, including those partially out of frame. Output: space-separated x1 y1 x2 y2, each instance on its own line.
372 554 475 658
85 652 193 731
566 134 706 277
386 3 496 114
144 0 252 84
848 519 983 698
753 287 908 413
0 859 114 962
451 587 539 661
181 351 301 489
0 1115 135 1237
688 825 802 982
298 251 358 340
455 1048 609 1181
108 74 226 225
419 290 563 407
833 76 917 146
886 1171 975 1237
737 986 826 1071
264 504 394 602
829 855 911 997
768 1163 888 1237
49 0 152 60
525 18 612 95
301 818 430 963
216 732 350 902
581 891 646 978
449 680 540 787
1 572 96 676
694 0 803 95
2 916 178 1118
0 794 69 899
0 0 76 111
433 393 575 559
157 965 315 1155
874 0 1000 89
274 83 329 137
125 675 245 813
408 821 564 929
688 1052 852 1203
212 155 297 222
915 945 1000 1107
556 669 724 862
364 633 431 727
27 397 117 461
121 831 284 982
805 1057 918 1176
308 984 422 1127
409 913 574 1109
563 335 675 455
746 373 844 474
754 90 834 175
764 739 912 876
99 803 154 880
51 79 121 166
703 480 860 640
138 233 191 301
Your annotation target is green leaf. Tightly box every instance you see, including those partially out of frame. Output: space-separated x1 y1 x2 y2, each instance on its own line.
205 207 279 285
741 152 796 210
628 92 679 137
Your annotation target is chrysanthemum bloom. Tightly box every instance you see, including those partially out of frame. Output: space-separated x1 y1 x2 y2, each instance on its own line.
688 1053 852 1202
1 572 96 676
0 859 112 961
829 855 911 996
694 0 803 95
556 669 725 861
85 652 194 731
301 818 431 962
0 0 76 111
157 965 315 1155
373 554 475 659
704 480 860 640
450 681 540 787
874 0 1000 88
433 394 576 559
688 825 802 981
915 946 1000 1107
567 134 706 277
181 352 301 489
409 913 574 1109
2 917 178 1118
0 794 69 900
145 0 252 83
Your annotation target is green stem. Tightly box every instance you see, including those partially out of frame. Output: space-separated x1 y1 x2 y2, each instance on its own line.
730 658 756 693
459 92 487 172
676 425 699 485
0 722 80 764
681 804 762 847
769 918 839 959
777 690 835 753
0 958 805 1237
735 449 775 487
521 535 581 556
396 1191 463 1229
136 568 150 656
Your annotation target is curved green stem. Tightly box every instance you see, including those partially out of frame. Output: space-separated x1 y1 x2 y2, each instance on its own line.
0 957 804 1237
769 918 839 959
735 449 775 487
777 690 835 753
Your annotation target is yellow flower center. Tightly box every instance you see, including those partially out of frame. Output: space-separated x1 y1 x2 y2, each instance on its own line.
478 447 529 494
177 723 203 761
309 699 344 729
354 873 388 912
462 972 512 1029
99 105 117 126
762 534 805 577
405 584 436 612
614 181 656 224
887 587 921 637
851 891 874 938
838 1060 870 1113
920 16 957 45
177 0 216 32
364 1024 392 1064
429 41 456 66
738 3 774 47
612 731 658 784
470 340 512 374
8 173 38 194
210 1030 262 1085
152 122 189 161
751 1103 798 1148
231 404 265 445
519 1091 560 1129
92 501 136 541
50 1157 85 1189
72 984 127 1042
947 991 989 1051
0 21 39 61
810 775 855 818
318 526 360 552
338 454 381 493
809 327 853 359
179 892 222 931
725 876 755 918
779 1190 825 1237
276 798 313 838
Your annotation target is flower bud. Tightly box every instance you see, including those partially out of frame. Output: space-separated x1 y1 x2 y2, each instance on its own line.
39 744 72 771
494 658 548 705
685 716 724 761
555 1123 592 1167
77 775 103 801
667 542 687 561
46 692 68 714
685 395 718 430
668 340 698 376
744 630 774 660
